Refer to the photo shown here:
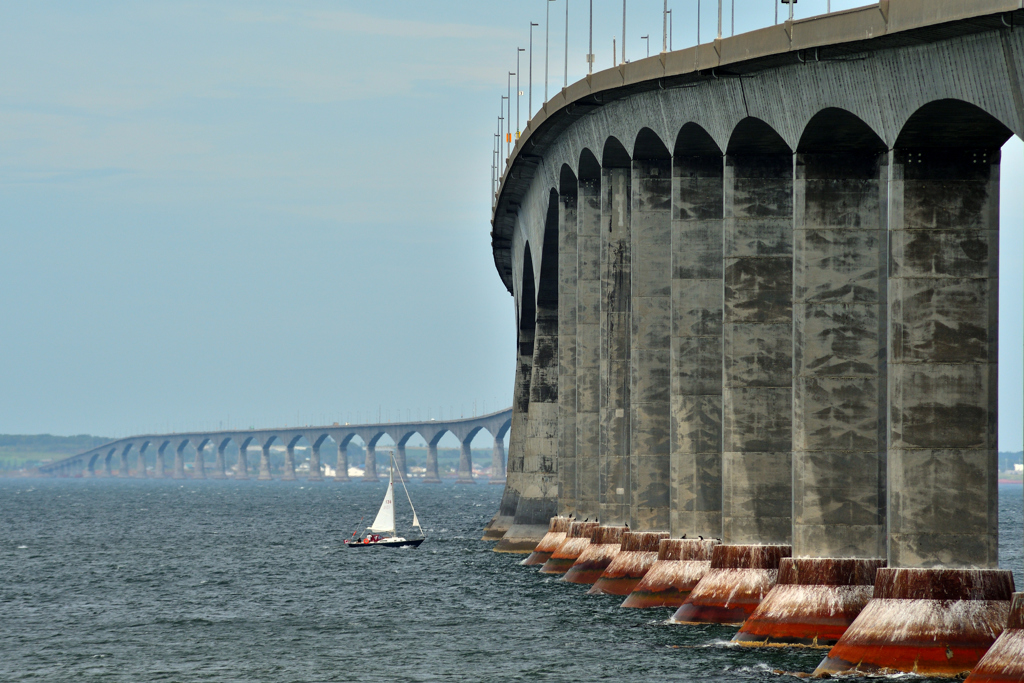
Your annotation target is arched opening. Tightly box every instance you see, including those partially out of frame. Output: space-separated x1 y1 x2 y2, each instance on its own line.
214 437 237 479
721 116 794 546
600 134 633 526
193 438 212 479
136 440 151 478
888 99 1013 570
671 121 725 539
285 435 311 481
311 433 335 480
631 126 673 531
792 108 888 560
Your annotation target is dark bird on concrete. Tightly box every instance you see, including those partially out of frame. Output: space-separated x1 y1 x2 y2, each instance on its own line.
698 535 703 540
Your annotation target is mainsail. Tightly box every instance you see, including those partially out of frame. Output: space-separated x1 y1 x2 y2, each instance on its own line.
368 472 395 534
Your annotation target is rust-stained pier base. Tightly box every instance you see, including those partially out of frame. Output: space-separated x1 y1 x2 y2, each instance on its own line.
732 557 884 648
671 544 790 625
621 538 716 608
539 521 599 575
814 568 1014 677
589 531 668 596
521 516 573 566
965 593 1024 683
563 526 628 584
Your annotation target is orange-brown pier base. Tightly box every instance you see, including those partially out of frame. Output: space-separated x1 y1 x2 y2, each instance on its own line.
589 532 668 596
539 521 599 575
966 593 1024 683
521 516 572 566
621 538 717 608
563 526 628 584
814 568 1015 678
732 557 885 648
671 544 791 625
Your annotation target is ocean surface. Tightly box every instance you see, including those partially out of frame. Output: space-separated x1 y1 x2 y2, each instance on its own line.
2 478 1021 683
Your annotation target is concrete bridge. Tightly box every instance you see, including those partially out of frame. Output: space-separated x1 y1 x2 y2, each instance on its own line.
487 0 1024 677
38 408 511 484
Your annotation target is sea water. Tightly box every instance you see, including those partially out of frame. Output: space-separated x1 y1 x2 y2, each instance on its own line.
1 479 1021 682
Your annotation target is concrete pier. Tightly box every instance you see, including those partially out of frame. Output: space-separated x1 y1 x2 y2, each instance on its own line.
423 442 441 484
174 442 186 480
489 438 506 485
599 147 631 527
965 593 1024 683
212 440 227 479
333 440 349 482
670 126 724 541
455 439 475 484
563 525 628 584
622 538 717 608
282 442 297 481
589 531 668 596
362 443 378 482
308 441 323 482
558 169 578 513
521 516 572 566
816 103 1015 677
671 544 791 625
193 442 206 479
118 446 130 478
135 444 148 478
575 156 602 522
257 443 272 481
540 521 598 575
155 443 167 479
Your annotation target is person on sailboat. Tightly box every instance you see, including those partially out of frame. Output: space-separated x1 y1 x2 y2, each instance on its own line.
345 452 425 548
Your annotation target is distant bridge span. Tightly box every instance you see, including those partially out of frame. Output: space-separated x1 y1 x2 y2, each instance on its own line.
37 408 512 484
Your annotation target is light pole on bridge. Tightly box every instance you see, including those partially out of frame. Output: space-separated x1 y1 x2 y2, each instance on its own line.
529 22 538 119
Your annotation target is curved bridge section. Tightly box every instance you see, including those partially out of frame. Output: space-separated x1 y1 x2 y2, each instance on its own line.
37 409 511 484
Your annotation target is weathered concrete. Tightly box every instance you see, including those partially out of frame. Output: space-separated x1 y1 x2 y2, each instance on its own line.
589 531 669 596
257 442 272 481
621 538 718 608
213 440 227 479
194 442 206 479
965 592 1024 683
630 133 672 532
575 161 602 521
455 438 475 484
557 172 578 514
600 156 632 527
670 127 724 540
174 442 187 480
489 438 506 484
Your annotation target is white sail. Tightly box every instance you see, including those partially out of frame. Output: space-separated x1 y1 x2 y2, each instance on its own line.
368 474 395 534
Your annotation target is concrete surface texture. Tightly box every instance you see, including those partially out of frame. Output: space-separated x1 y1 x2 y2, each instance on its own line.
491 0 1024 675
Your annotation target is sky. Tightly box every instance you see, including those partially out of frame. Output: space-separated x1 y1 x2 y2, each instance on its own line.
0 1 1021 451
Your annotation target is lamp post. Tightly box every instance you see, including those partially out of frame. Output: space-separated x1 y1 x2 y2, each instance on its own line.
516 51 523 136
529 22 538 118
564 0 569 87
668 8 672 49
545 0 555 102
588 0 594 74
641 34 649 58
662 0 667 52
718 0 722 39
731 0 734 36
621 0 626 64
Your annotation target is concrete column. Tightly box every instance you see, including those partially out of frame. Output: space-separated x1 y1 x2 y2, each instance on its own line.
600 165 631 525
670 148 724 540
394 443 408 477
136 445 148 478
887 146 1000 569
721 150 793 545
102 452 113 477
363 443 378 482
308 443 323 481
155 446 167 479
732 141 889 648
490 438 506 483
558 185 578 514
282 444 297 481
118 448 130 478
173 444 186 480
518 222 560 534
334 442 349 482
575 173 602 519
257 444 272 480
630 154 672 531
491 344 534 548
236 444 250 480
213 443 227 479
456 438 475 484
423 442 441 483
194 444 206 479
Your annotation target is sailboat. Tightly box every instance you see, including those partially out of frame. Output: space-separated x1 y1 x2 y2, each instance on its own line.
345 452 425 548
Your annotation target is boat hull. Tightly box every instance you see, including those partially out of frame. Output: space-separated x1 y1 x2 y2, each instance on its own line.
345 538 425 549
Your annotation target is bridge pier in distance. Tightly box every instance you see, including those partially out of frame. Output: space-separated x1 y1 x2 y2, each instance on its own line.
333 443 348 482
455 439 475 484
362 443 378 482
257 443 272 481
173 443 186 480
282 443 297 481
422 443 441 484
211 442 226 479
307 443 323 482
488 438 505 485
193 444 206 479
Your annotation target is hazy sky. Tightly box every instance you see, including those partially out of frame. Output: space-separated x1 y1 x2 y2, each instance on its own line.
1 1 1021 451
